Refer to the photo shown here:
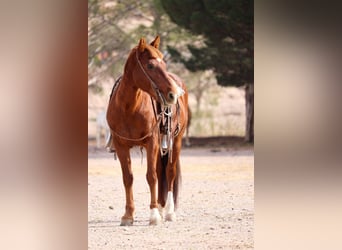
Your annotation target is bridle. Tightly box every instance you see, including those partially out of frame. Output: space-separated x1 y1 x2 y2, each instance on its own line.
135 49 167 106
109 49 184 162
135 49 184 159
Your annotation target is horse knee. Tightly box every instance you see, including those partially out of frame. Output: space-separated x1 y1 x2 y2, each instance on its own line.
146 171 157 185
123 174 133 187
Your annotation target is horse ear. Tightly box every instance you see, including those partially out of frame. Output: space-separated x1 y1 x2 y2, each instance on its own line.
138 37 146 52
150 35 160 49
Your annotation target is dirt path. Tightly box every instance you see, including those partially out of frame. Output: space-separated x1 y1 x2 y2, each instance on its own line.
88 146 254 249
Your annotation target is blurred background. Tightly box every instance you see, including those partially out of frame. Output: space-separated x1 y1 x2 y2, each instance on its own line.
3 0 341 249
88 0 253 146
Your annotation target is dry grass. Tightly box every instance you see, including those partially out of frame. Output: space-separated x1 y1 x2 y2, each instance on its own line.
88 83 246 138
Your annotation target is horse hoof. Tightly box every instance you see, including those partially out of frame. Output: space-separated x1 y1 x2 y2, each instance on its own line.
149 217 161 226
165 212 176 222
149 208 162 225
158 205 164 219
120 217 133 226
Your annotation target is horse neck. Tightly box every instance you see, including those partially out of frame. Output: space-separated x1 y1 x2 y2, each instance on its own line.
115 50 151 112
116 74 146 112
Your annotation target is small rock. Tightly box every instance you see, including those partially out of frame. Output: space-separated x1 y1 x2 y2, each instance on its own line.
109 206 114 209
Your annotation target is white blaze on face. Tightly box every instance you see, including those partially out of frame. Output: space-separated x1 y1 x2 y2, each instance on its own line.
176 85 185 97
169 77 185 98
156 57 162 63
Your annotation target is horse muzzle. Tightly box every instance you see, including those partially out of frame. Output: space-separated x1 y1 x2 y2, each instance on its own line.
166 86 185 105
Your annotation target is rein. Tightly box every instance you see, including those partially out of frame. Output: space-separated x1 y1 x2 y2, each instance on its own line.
112 116 162 142
135 49 167 106
154 100 181 162
108 50 183 163
135 49 182 161
109 77 162 142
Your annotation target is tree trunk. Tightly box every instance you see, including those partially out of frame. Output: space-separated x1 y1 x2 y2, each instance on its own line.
245 84 254 142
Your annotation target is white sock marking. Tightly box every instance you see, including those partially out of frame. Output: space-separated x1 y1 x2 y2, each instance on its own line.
165 191 174 215
158 204 164 218
150 208 161 225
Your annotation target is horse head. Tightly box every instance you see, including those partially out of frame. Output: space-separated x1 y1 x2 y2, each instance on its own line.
126 36 184 106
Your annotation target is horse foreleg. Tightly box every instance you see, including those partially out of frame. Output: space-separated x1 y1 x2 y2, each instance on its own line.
165 139 182 222
116 148 135 226
146 144 162 225
165 166 177 221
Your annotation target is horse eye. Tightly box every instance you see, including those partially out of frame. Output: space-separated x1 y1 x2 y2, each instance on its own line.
147 63 154 70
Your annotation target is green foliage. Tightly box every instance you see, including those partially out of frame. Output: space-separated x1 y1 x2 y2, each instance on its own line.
88 0 248 137
88 0 138 87
88 0 200 89
161 0 253 87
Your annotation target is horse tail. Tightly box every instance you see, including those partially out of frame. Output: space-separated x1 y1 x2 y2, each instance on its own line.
159 154 168 207
158 153 182 209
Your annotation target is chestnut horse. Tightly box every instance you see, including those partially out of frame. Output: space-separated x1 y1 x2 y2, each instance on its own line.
106 36 188 226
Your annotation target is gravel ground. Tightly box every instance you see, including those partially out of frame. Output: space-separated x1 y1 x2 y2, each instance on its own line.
88 146 254 249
